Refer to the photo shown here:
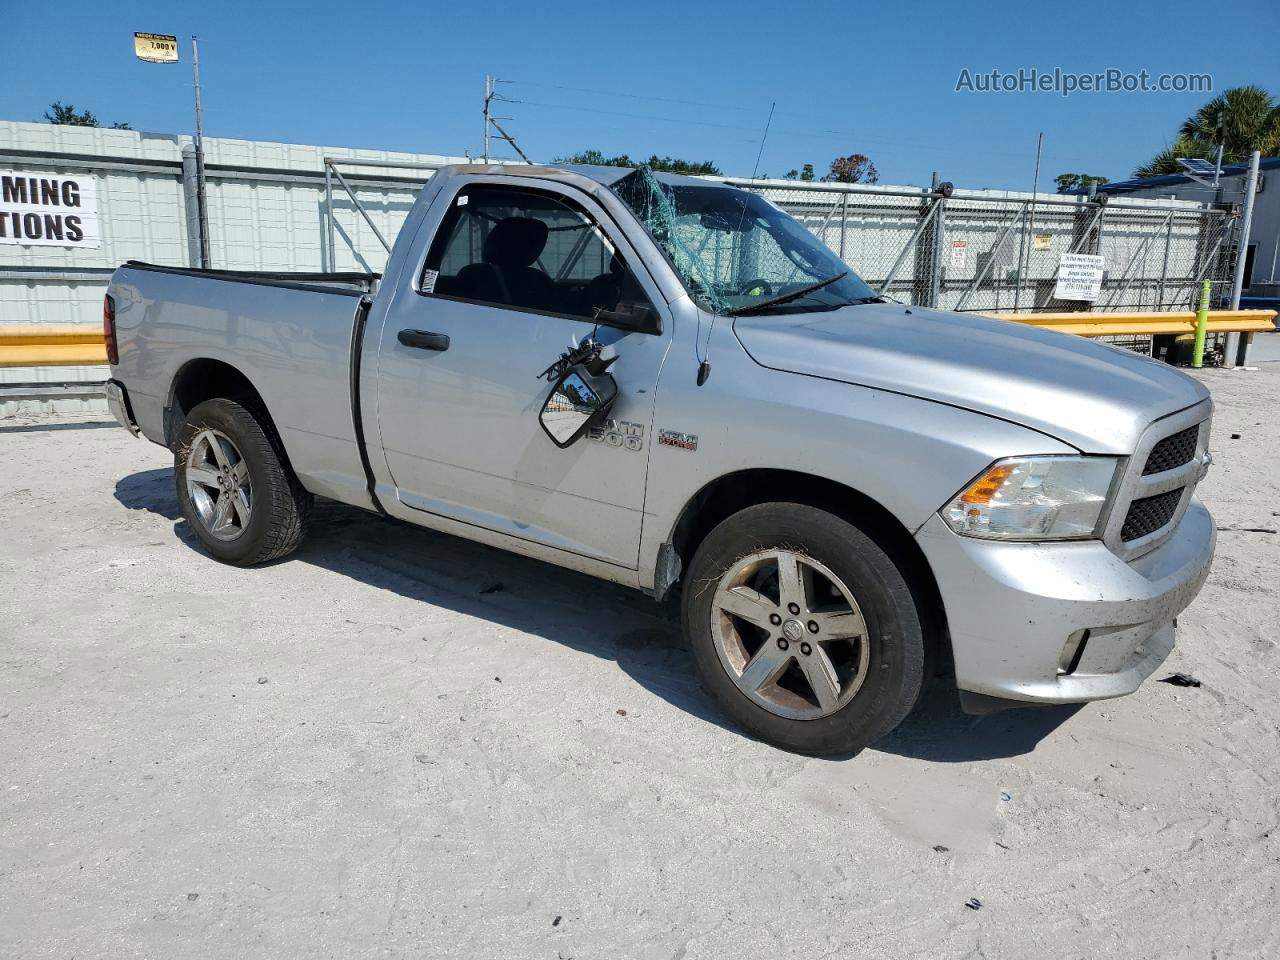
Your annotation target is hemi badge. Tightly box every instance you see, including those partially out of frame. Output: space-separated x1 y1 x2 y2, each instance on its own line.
658 429 698 451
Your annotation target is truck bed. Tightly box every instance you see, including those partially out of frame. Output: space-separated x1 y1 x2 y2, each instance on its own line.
121 260 379 294
108 261 377 510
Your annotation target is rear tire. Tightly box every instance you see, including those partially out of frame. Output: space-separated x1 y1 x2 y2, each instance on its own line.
683 502 925 755
174 398 311 565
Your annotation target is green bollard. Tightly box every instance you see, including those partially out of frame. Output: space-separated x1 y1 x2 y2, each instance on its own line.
1191 279 1210 368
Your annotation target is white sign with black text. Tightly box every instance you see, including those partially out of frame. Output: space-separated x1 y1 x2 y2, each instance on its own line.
1053 252 1104 301
0 170 101 248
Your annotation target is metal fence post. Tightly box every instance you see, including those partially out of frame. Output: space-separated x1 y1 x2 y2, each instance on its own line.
324 160 336 272
1013 198 1028 313
839 193 848 261
928 196 946 308
180 144 203 268
1157 212 1173 310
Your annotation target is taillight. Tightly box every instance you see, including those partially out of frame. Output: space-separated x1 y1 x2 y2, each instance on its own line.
103 294 119 365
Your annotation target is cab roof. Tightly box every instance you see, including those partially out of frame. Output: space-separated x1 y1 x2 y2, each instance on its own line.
432 162 720 191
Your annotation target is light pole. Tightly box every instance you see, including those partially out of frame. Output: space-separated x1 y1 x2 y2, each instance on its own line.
133 31 210 267
191 36 210 268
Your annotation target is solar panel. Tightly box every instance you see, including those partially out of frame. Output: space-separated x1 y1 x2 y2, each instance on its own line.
1177 158 1217 176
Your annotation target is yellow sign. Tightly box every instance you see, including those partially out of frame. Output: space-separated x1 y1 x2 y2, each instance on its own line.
134 32 179 63
1032 234 1052 251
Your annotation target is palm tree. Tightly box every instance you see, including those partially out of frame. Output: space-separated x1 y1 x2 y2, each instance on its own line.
1134 137 1214 178
1179 86 1280 161
1135 86 1280 177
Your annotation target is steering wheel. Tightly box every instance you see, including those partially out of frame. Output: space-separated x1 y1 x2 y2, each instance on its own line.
737 278 774 297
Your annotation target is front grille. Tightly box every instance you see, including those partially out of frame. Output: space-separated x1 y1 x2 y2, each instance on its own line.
1121 488 1184 541
1143 425 1199 475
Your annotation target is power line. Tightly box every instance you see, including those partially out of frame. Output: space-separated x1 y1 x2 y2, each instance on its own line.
510 97 1037 160
502 79 763 115
508 98 760 138
487 78 1049 169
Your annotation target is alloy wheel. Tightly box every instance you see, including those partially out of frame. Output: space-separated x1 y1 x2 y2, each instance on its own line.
710 549 870 720
185 429 252 541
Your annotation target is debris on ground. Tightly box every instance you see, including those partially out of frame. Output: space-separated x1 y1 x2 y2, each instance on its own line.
1215 526 1277 534
965 898 982 910
552 915 562 927
480 582 504 594
616 709 627 716
1159 673 1202 688
932 845 950 853
256 677 268 684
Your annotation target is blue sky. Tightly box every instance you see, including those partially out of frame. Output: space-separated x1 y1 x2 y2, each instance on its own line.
6 0 1278 188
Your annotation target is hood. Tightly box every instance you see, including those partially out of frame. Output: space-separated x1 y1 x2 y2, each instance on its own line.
732 303 1209 454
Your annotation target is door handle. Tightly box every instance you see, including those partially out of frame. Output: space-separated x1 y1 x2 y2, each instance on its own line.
398 328 450 351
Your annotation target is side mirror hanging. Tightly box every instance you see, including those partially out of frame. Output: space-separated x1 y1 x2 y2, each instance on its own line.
538 363 618 448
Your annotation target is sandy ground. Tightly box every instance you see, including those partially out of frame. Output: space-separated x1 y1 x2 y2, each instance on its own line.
2 363 1278 960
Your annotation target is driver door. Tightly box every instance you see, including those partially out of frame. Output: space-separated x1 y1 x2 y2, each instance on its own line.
373 178 671 570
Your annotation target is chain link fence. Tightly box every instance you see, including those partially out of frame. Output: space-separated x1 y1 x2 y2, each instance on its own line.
728 178 1239 318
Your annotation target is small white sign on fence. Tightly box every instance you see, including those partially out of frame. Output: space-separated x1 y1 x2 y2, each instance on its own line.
1053 252 1104 301
0 170 101 248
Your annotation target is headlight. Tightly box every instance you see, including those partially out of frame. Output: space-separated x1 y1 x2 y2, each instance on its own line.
941 456 1119 541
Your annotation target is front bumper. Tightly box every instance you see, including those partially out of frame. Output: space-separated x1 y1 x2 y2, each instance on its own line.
105 379 140 436
916 498 1215 704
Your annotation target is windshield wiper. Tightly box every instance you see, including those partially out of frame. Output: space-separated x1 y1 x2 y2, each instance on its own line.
727 271 847 315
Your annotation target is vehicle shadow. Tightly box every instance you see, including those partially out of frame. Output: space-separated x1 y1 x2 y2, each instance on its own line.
115 467 1081 762
114 468 726 732
873 681 1083 763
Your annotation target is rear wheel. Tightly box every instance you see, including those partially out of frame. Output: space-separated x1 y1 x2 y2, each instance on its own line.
174 398 311 565
683 502 925 755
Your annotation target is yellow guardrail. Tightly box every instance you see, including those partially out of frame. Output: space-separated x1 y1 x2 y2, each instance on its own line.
0 309 1275 367
0 325 109 367
980 309 1278 337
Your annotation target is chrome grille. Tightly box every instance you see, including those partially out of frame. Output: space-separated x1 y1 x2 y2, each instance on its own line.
1121 488 1184 541
1142 425 1199 475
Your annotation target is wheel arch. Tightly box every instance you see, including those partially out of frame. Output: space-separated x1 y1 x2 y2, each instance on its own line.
662 468 949 668
165 358 276 447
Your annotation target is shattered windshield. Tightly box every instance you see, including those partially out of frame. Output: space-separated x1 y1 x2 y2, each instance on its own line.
612 168 878 315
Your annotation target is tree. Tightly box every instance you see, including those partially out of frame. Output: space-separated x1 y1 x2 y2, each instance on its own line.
1054 172 1110 193
42 100 131 129
555 149 720 176
823 154 878 184
1178 86 1280 161
1134 85 1279 177
784 163 817 182
1134 136 1214 178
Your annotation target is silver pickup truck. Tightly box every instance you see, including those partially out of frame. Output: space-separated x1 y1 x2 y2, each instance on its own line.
104 163 1215 754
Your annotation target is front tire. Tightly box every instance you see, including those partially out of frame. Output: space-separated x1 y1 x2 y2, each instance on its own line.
683 502 925 755
174 398 311 565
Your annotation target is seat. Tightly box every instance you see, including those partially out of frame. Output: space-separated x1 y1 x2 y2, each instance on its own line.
456 216 555 311
578 259 625 318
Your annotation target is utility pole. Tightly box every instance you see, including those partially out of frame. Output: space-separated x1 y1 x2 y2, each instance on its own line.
482 75 492 164
192 35 210 268
1227 150 1261 365
481 76 530 164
